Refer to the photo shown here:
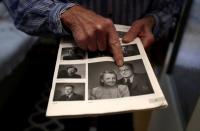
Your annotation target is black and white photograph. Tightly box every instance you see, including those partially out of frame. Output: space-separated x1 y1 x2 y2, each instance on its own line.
46 37 168 117
53 83 85 101
88 44 139 58
57 64 85 79
88 50 112 58
117 31 126 37
61 47 86 60
88 59 154 100
121 44 140 57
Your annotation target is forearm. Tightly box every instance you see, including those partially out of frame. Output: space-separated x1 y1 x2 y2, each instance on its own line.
2 0 75 36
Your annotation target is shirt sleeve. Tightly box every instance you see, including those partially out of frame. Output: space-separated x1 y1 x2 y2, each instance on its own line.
146 0 182 39
2 0 76 36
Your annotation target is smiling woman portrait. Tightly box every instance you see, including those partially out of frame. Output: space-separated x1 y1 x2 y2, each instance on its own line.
90 70 130 100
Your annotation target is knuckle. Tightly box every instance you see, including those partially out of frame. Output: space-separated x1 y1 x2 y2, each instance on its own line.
104 18 113 26
86 27 96 38
131 21 138 27
110 40 120 47
132 20 142 27
95 19 114 32
87 30 95 38
76 35 87 44
96 24 103 31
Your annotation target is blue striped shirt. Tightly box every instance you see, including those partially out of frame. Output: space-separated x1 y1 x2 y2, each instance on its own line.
2 0 181 39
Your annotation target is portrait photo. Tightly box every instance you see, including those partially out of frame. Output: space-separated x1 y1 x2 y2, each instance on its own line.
88 61 127 100
88 50 112 58
118 60 154 96
57 64 85 79
61 47 86 60
117 31 126 37
121 44 140 57
53 83 85 101
88 59 154 100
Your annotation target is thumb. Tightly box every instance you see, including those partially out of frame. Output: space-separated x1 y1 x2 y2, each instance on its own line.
122 24 142 43
140 29 155 49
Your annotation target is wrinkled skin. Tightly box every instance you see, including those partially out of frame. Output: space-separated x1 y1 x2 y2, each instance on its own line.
61 5 155 66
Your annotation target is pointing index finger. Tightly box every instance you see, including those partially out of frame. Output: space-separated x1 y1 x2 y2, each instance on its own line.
107 24 124 66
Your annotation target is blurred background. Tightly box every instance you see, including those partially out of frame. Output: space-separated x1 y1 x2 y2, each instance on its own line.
0 0 200 131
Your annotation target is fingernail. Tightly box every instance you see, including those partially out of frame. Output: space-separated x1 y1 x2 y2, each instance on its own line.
118 59 124 66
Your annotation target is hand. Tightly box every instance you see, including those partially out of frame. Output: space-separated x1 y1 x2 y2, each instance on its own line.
61 5 123 66
122 16 155 48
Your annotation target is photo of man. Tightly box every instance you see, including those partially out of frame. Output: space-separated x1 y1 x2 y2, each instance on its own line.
61 47 86 60
53 83 85 101
121 44 140 57
58 85 83 101
118 62 154 96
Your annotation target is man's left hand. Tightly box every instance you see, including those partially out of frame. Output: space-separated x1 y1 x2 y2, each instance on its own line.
122 16 155 49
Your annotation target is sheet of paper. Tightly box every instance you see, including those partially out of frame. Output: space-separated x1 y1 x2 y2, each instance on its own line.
46 24 168 117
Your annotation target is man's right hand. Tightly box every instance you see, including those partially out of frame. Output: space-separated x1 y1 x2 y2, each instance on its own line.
60 5 123 66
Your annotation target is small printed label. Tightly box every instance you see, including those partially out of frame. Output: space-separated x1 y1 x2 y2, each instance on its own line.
149 97 165 103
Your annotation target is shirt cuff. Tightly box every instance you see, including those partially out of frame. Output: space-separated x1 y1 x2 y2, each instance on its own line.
145 13 161 40
49 2 76 35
